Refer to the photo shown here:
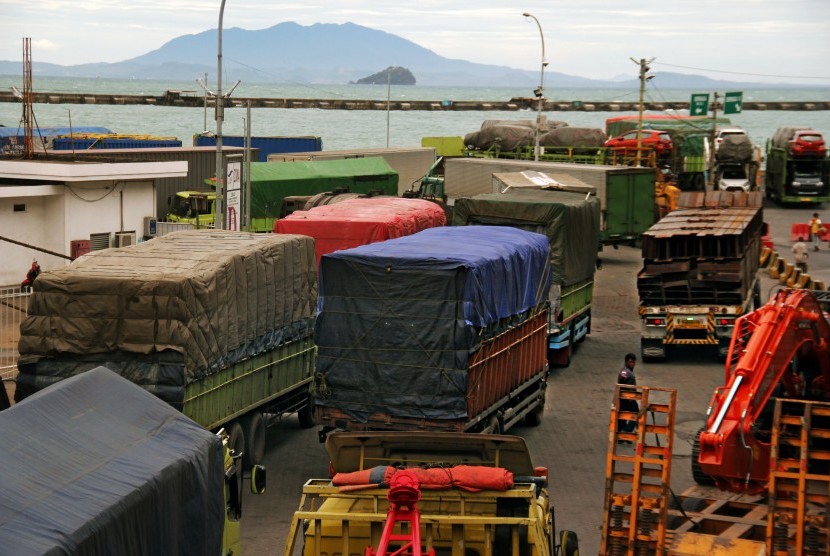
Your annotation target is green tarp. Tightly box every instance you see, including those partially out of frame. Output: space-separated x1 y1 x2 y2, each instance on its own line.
250 158 399 219
452 187 600 286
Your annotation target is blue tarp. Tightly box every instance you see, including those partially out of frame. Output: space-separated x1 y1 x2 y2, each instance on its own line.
0 367 224 555
314 226 551 421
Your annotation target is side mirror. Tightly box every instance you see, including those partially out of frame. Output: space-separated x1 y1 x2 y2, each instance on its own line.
250 464 266 494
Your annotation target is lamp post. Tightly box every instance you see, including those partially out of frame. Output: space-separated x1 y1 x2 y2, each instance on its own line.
215 0 227 230
523 12 547 162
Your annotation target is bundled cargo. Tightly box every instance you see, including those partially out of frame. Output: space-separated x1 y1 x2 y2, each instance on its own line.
16 230 318 465
539 127 606 148
638 191 763 360
453 181 600 365
275 196 446 262
314 226 552 434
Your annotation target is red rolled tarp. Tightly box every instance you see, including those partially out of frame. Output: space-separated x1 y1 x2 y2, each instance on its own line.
332 465 514 493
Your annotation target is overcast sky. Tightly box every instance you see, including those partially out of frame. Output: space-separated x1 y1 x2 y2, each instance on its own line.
2 0 830 84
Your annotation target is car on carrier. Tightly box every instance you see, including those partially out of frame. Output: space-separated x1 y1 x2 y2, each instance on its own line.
604 129 673 156
789 129 826 157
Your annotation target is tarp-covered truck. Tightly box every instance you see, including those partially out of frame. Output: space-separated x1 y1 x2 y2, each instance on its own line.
284 431 579 556
714 134 760 192
0 366 264 556
15 230 318 469
453 175 600 366
313 226 552 437
275 196 447 263
444 157 654 247
248 158 399 231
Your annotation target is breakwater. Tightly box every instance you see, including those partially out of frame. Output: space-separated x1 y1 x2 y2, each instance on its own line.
0 90 828 111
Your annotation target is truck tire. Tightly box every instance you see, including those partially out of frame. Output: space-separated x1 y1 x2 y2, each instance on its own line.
297 400 315 429
243 411 266 469
692 428 716 486
488 414 504 435
228 421 245 473
523 389 545 427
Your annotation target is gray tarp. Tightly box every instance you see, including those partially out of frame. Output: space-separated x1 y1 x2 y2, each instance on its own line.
716 134 754 162
452 187 600 286
539 127 606 148
0 367 224 555
18 230 317 383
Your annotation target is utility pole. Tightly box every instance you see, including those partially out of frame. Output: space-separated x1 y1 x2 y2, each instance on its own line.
708 91 719 188
630 57 655 167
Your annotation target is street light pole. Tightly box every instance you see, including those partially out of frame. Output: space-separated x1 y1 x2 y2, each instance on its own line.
523 12 546 162
215 0 227 230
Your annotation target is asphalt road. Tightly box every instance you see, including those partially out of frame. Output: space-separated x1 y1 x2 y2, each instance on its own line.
241 199 830 556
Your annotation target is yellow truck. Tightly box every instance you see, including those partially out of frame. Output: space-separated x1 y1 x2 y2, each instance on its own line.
166 189 216 228
284 431 578 556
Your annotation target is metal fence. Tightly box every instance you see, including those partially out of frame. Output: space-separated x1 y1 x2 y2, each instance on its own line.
0 286 30 380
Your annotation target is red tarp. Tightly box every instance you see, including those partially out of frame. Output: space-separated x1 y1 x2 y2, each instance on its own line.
332 465 514 493
274 197 447 262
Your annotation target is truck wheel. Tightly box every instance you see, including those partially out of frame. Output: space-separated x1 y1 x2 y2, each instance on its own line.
297 400 315 429
228 421 245 472
524 389 545 427
488 414 504 435
243 412 265 469
692 428 715 486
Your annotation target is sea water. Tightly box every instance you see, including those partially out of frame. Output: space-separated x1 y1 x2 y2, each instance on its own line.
1 76 828 151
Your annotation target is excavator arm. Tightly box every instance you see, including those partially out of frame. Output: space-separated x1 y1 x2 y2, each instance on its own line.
697 288 830 493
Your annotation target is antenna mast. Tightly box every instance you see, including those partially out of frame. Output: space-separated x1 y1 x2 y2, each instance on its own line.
23 37 34 159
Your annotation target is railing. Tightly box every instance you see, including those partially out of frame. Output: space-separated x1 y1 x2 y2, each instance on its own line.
0 286 30 380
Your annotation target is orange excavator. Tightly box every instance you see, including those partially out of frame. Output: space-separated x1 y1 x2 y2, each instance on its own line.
693 288 830 493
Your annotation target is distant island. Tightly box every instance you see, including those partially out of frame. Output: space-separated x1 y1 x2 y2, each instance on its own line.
351 66 416 86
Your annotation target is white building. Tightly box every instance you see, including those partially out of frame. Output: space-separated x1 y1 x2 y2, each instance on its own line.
0 159 188 286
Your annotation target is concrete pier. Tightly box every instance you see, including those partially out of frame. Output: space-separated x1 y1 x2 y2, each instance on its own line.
0 90 828 111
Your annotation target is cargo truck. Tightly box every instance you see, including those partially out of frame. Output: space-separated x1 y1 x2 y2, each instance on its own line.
764 126 830 204
444 157 655 247
166 189 216 228
193 133 322 162
0 366 264 556
313 226 552 437
15 230 318 469
274 196 446 262
284 431 579 556
637 191 763 360
453 174 600 366
714 133 760 192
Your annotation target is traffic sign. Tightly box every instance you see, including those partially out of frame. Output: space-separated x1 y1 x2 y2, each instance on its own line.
690 93 710 116
724 91 743 114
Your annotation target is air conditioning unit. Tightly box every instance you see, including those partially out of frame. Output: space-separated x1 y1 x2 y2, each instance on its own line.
89 232 111 251
115 231 137 248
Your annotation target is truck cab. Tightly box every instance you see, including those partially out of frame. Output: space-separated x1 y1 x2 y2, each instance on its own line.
167 190 216 227
284 431 578 556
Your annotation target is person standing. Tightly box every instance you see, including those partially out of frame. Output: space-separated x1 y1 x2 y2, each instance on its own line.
792 241 809 273
616 353 639 442
809 213 825 252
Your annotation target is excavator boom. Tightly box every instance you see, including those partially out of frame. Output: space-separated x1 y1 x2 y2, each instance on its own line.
697 288 830 493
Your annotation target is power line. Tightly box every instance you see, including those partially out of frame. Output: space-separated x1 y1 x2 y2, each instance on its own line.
654 61 830 81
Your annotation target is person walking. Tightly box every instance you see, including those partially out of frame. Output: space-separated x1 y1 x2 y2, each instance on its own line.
809 213 825 251
616 353 639 443
792 241 809 273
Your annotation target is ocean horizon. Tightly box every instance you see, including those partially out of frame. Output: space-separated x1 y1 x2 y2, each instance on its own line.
1 76 829 151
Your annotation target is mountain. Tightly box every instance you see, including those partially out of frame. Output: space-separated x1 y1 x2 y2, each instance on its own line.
0 22 817 88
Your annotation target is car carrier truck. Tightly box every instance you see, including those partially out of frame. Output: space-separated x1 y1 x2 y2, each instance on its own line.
0 366 264 556
313 225 552 437
284 431 578 556
764 126 830 204
15 230 318 469
452 172 600 367
637 191 763 360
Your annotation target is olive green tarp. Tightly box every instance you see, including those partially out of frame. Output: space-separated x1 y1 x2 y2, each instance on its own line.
250 158 399 220
17 230 317 383
452 186 600 286
606 116 732 139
